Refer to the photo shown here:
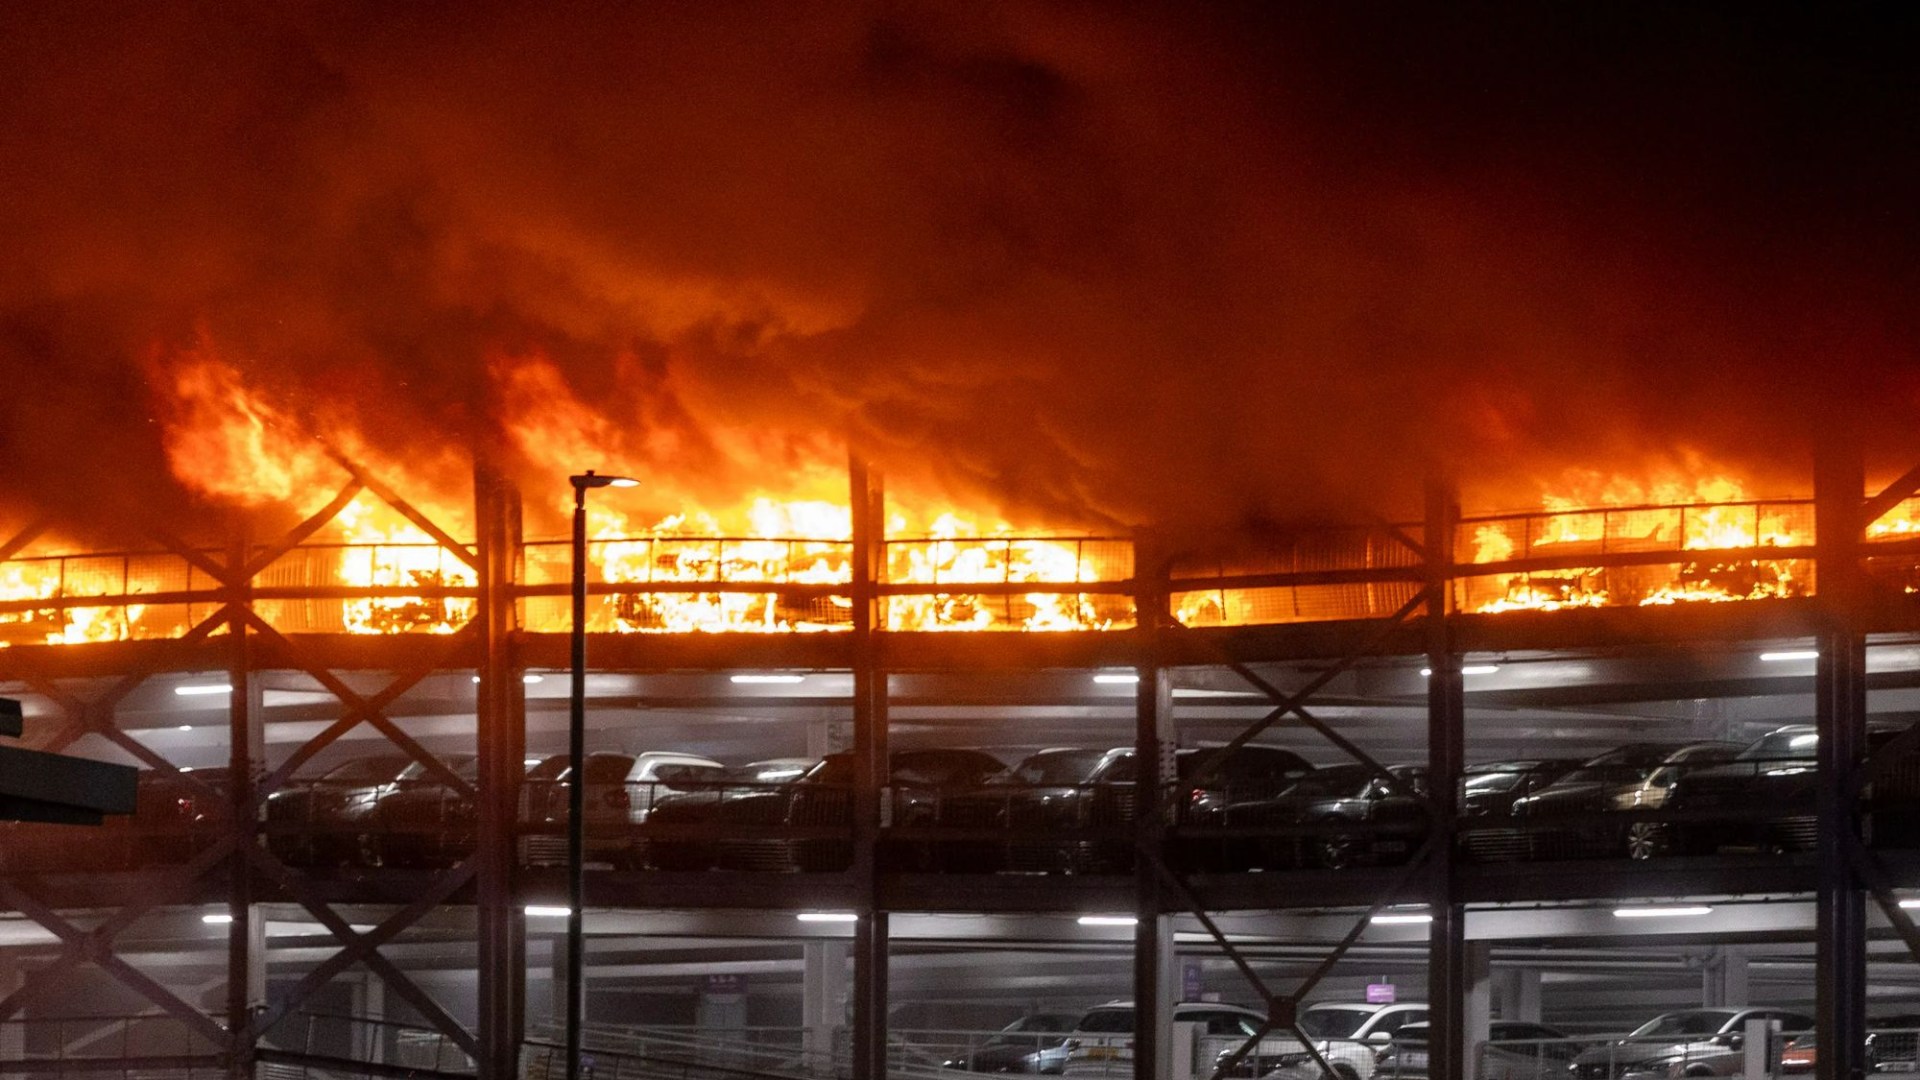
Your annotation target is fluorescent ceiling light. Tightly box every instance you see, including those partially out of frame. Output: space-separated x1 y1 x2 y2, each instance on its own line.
523 905 572 918
177 725 193 732
174 684 231 697
1370 912 1434 925
523 674 544 684
796 912 858 923
1419 665 1499 677
201 913 234 925
1899 899 1920 910
731 674 806 685
1613 905 1712 919
1076 915 1138 927
1760 651 1820 662
524 758 542 768
1092 673 1140 685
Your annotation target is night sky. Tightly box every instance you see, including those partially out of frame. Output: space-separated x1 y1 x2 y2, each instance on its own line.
0 3 1914 537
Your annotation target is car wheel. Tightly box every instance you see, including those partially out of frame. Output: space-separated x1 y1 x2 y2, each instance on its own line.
1313 834 1357 870
1624 822 1668 860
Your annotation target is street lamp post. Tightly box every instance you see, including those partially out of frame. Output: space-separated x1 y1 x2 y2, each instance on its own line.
566 470 637 1080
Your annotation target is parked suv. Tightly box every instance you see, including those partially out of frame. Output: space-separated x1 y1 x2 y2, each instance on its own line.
1568 1008 1812 1080
520 750 723 868
1232 1001 1429 1080
1061 1000 1265 1078
942 1011 1082 1073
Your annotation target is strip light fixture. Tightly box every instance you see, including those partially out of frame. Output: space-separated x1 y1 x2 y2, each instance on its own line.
1613 905 1713 919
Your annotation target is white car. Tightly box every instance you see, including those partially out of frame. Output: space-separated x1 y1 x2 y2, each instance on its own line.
1231 1001 1429 1080
618 751 729 867
1062 1000 1267 1078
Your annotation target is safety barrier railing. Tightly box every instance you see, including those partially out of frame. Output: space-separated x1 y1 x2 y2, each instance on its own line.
0 1013 223 1071
259 1011 476 1076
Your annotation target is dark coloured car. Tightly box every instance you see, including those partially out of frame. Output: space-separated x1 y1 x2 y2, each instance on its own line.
520 751 728 868
1664 724 1914 854
1225 763 1430 869
264 755 413 868
647 750 1002 872
3 766 228 874
1372 1020 1575 1080
1459 759 1586 819
1867 1014 1920 1074
1470 742 1740 862
942 1012 1081 1073
1567 1008 1812 1080
936 747 1139 874
1174 744 1316 871
371 755 482 868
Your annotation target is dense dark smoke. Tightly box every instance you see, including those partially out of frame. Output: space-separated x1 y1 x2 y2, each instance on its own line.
0 3 1914 543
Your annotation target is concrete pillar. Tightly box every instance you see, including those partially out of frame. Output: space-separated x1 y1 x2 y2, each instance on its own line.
1492 968 1542 1022
1464 944 1494 1078
550 939 577 1030
1702 950 1750 1008
803 941 849 1070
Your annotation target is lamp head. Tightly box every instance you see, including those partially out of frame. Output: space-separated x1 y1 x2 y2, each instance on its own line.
570 470 640 490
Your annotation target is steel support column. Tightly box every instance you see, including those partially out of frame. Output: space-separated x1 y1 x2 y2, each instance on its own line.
1815 446 1868 1080
226 529 263 1080
476 464 525 1080
1425 479 1467 1080
849 457 888 1080
1135 540 1176 1080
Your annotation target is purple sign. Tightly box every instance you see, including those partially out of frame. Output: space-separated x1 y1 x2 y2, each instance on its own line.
1366 982 1395 1004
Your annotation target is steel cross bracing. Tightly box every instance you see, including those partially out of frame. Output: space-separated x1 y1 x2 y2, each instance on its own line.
1133 480 1459 1080
0 464 488 1079
2 455 1920 1080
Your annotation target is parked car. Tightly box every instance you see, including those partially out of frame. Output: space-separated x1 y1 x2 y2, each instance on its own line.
1176 745 1317 871
1223 764 1431 870
941 1012 1082 1073
1663 724 1917 854
264 755 414 868
1226 1001 1429 1080
647 750 1001 872
520 751 723 868
1371 1020 1575 1080
370 756 483 868
1566 1008 1812 1080
936 747 1139 874
1480 742 1740 861
2 766 227 874
1459 760 1586 819
619 752 731 868
1061 1000 1266 1078
645 758 820 871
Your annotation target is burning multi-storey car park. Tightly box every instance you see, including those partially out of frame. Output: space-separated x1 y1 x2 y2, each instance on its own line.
2 442 1920 1080
4 5 1920 1080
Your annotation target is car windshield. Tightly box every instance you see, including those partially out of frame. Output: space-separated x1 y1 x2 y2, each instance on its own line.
1077 1008 1132 1033
324 758 409 784
1003 750 1123 785
1560 745 1681 784
1465 772 1524 794
655 763 724 790
1283 767 1369 799
1630 1012 1734 1038
1739 731 1819 761
1298 1008 1375 1039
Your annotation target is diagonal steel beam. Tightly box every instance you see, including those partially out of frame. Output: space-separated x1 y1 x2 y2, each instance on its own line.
1179 590 1426 793
320 447 480 572
247 844 477 1052
243 610 476 799
1862 461 1920 531
243 480 367 579
140 524 238 590
1842 836 1920 967
0 840 235 1036
0 517 52 563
